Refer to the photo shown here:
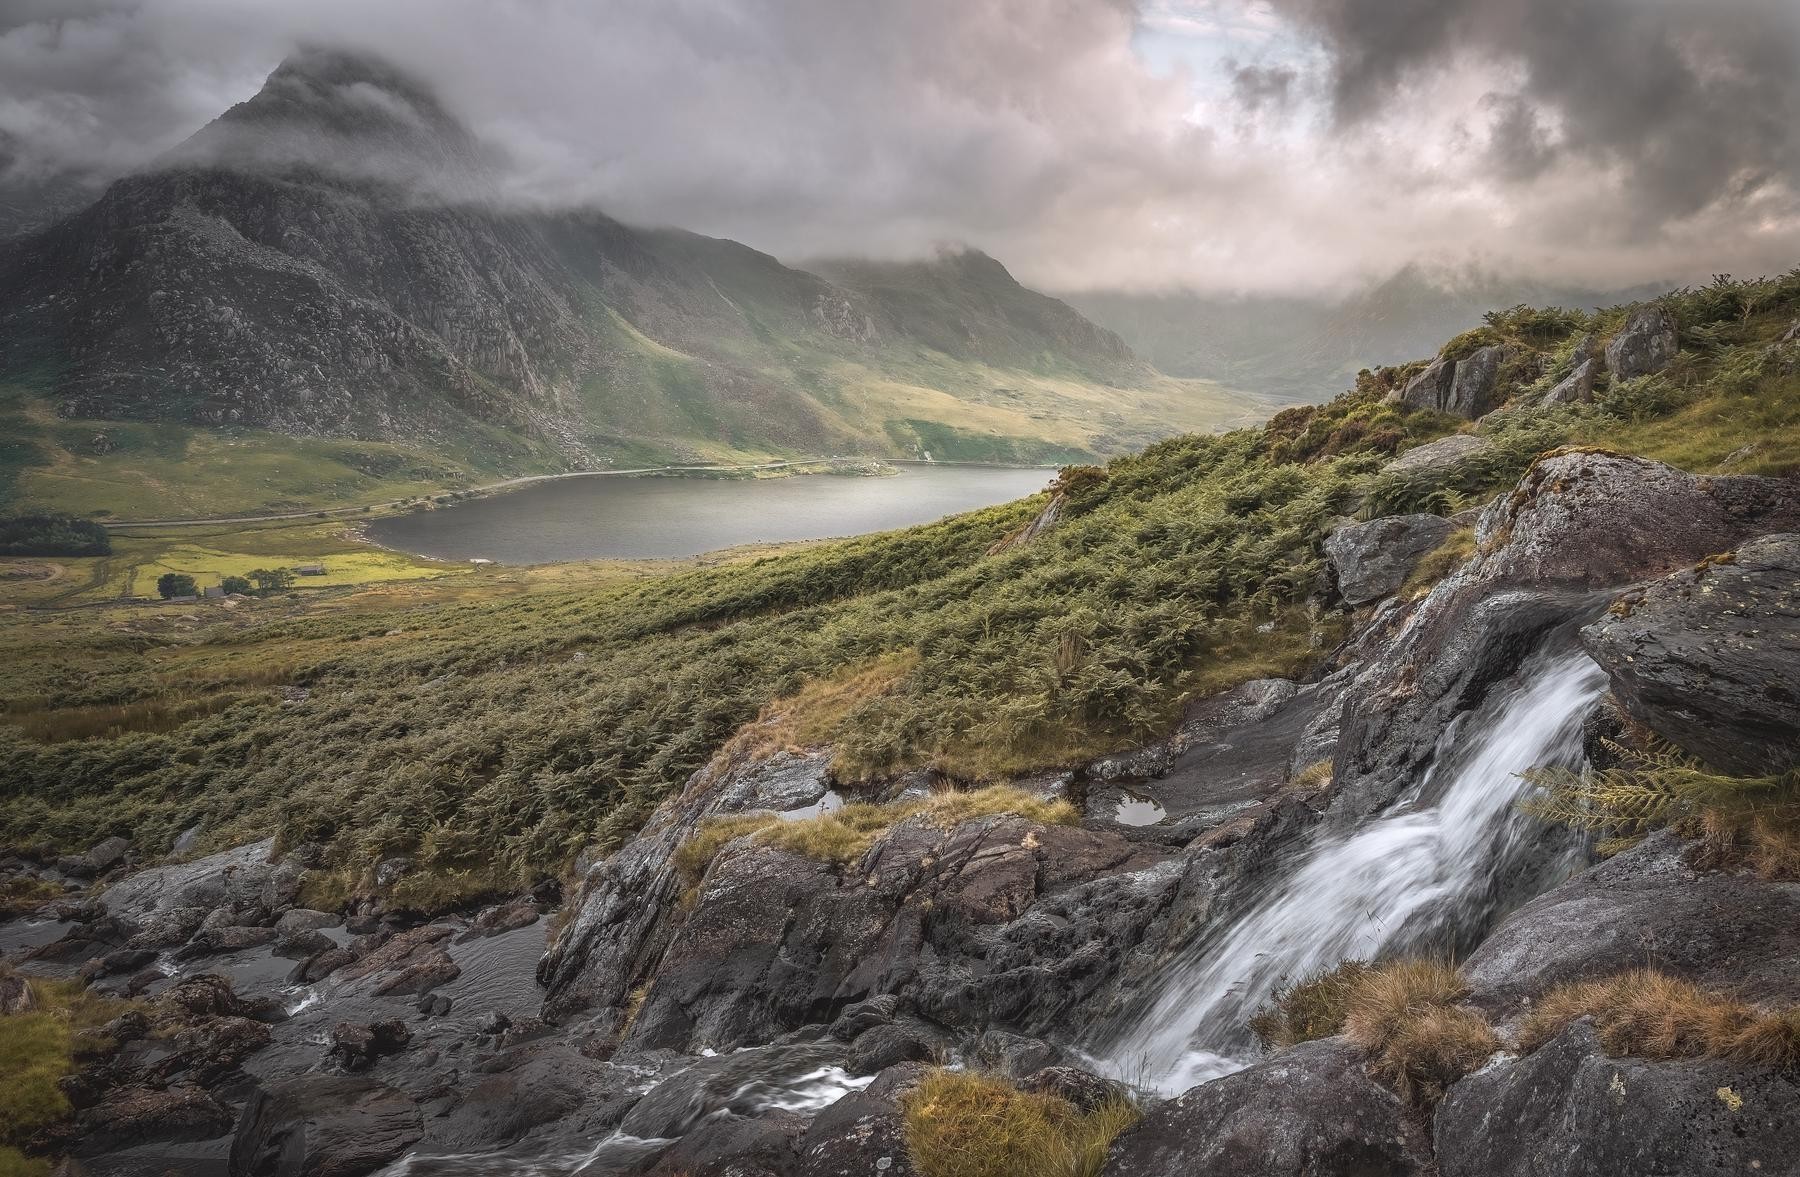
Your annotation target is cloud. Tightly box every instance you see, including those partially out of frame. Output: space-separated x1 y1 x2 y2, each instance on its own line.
0 0 1795 295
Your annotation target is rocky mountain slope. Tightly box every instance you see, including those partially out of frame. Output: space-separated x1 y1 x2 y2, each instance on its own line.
0 49 1248 513
2 275 1798 1174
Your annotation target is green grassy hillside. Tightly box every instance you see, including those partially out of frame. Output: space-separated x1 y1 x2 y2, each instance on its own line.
2 274 1795 909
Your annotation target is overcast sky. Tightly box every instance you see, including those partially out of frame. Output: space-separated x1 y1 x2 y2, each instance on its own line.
1 0 1796 295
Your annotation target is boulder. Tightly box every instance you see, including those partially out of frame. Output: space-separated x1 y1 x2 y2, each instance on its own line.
102 839 277 928
845 1022 935 1075
457 895 538 941
75 1084 235 1155
794 1062 928 1177
1543 357 1599 405
1436 1019 1800 1177
326 1019 411 1072
60 836 131 879
1021 1065 1119 1113
0 971 36 1013
1605 305 1679 380
228 1075 422 1177
1581 533 1800 775
1398 357 1457 414
1325 513 1456 606
640 1110 809 1177
1104 1039 1433 1176
1382 433 1494 479
1446 344 1504 417
273 909 338 939
1462 832 1800 1014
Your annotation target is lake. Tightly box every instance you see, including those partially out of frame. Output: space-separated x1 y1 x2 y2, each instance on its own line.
365 464 1055 563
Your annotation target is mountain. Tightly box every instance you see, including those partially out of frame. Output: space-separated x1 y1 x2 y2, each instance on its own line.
0 49 1249 514
1065 266 1667 403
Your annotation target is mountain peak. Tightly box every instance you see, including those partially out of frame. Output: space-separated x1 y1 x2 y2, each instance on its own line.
162 45 493 198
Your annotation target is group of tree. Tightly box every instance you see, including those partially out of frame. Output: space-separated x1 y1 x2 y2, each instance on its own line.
0 514 112 557
155 567 297 599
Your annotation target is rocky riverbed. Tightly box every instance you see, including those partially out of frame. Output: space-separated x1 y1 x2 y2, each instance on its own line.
6 448 1798 1176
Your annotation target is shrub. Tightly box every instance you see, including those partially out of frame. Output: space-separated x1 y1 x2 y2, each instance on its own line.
1518 968 1800 1069
220 575 252 596
155 572 197 599
1249 959 1370 1048
0 515 110 557
1522 743 1800 873
901 1069 1140 1177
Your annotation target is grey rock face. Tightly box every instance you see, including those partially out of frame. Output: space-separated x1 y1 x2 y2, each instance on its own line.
1436 1020 1800 1177
1446 344 1504 417
795 1062 928 1177
1462 832 1800 1014
1104 1039 1433 1176
228 1075 423 1177
1605 305 1679 380
1544 357 1599 405
101 838 278 927
1399 357 1457 413
1382 432 1495 478
1325 513 1456 606
1581 532 1800 775
1333 452 1800 830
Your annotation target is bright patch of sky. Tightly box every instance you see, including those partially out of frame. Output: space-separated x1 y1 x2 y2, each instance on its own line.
1131 1 1319 130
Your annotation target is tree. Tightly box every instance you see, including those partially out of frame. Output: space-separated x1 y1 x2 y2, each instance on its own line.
156 572 197 599
220 575 252 596
248 568 296 595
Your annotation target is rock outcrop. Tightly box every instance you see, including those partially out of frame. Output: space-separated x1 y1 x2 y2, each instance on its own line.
1581 533 1800 775
1436 1019 1800 1177
1104 1039 1434 1176
1605 305 1679 380
1325 513 1456 606
228 1076 423 1177
1398 345 1504 418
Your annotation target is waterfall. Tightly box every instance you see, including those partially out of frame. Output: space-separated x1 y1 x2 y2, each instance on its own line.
1093 646 1607 1096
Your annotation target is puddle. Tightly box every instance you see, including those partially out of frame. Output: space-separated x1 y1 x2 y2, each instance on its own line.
1112 791 1167 826
778 790 844 821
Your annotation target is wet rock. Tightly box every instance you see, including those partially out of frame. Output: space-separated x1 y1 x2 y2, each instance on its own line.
1333 452 1800 831
334 924 459 996
274 930 337 961
59 836 131 879
1463 832 1800 1014
456 896 538 942
82 947 157 980
620 1043 850 1139
290 946 358 984
499 1016 552 1048
415 992 452 1018
1021 1064 1119 1113
1436 1019 1800 1177
971 1029 1064 1078
125 904 209 950
476 1010 511 1036
1382 433 1494 479
795 1061 929 1177
1581 533 1800 775
327 1019 411 1072
101 839 277 928
845 1022 935 1075
829 993 902 1040
75 1084 234 1155
1105 1039 1433 1176
1325 513 1456 606
1605 305 1678 380
430 1041 637 1150
273 909 338 939
229 1075 423 1177
178 924 277 959
155 1014 273 1085
641 1109 809 1177
161 974 283 1022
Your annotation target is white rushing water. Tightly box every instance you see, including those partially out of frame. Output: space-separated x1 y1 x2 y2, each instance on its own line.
1095 647 1607 1095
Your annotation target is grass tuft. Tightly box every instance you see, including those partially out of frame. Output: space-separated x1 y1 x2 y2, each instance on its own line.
901 1069 1139 1177
1518 968 1800 1069
1249 959 1369 1048
1340 959 1497 1105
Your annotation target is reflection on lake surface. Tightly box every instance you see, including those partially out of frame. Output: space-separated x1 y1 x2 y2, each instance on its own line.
366 464 1055 563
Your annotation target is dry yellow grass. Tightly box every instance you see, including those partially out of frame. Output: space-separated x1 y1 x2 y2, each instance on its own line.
901 1069 1139 1177
1248 960 1371 1048
1340 959 1499 1105
1518 969 1800 1069
715 651 921 773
